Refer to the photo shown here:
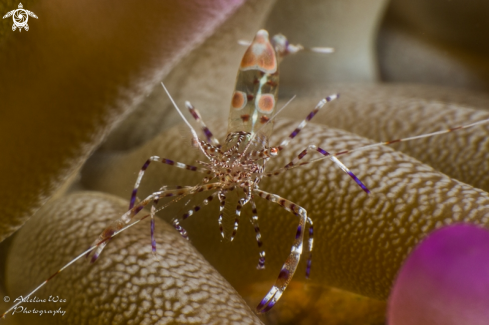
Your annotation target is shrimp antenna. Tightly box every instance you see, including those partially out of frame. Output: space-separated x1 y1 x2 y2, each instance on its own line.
161 82 199 139
268 95 297 125
161 82 217 161
307 47 335 54
308 117 489 164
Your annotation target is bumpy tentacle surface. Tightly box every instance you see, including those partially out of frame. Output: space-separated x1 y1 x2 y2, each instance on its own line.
5 193 263 324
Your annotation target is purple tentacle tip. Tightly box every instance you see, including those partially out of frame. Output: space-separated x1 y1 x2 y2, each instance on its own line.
388 224 489 325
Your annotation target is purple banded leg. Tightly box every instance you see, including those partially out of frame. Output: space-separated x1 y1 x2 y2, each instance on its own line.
198 140 225 160
305 223 313 279
150 204 157 256
253 189 307 313
277 94 338 150
239 185 253 207
265 145 317 178
225 132 248 156
295 119 489 193
230 200 242 242
172 193 217 240
129 156 210 210
250 191 314 279
302 215 314 279
313 146 370 194
172 219 189 241
265 145 370 194
328 155 370 194
186 101 220 146
250 198 265 269
182 193 216 221
88 182 223 262
218 191 227 238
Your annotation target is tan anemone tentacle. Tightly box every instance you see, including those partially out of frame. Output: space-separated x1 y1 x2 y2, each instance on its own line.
0 0 247 242
5 192 263 325
278 85 489 192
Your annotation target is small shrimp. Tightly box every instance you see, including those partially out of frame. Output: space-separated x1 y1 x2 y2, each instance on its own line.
3 29 489 318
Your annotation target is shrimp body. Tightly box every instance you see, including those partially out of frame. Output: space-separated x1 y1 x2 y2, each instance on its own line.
88 29 355 313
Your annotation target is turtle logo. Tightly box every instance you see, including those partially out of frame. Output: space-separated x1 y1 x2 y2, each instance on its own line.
3 3 38 32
